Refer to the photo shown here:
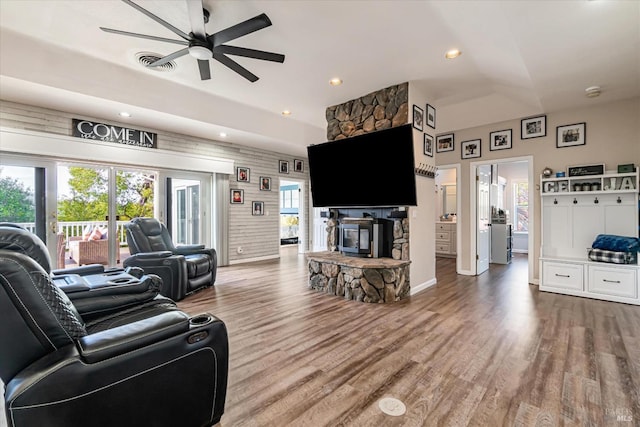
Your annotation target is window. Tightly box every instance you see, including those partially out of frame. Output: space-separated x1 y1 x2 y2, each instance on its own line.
513 181 528 232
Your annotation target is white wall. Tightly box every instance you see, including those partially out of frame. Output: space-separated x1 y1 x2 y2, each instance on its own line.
408 81 437 293
435 97 640 281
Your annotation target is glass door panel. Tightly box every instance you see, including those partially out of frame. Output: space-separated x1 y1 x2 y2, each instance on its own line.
169 178 202 245
116 169 156 266
57 165 109 269
0 165 37 230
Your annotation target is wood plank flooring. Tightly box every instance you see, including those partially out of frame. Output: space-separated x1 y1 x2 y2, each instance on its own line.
178 249 640 427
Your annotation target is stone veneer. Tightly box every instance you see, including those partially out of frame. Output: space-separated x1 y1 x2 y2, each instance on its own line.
325 82 408 141
326 217 410 260
307 252 411 303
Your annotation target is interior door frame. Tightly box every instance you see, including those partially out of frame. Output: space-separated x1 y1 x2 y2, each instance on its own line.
436 163 462 274
278 177 306 254
469 155 535 284
0 154 58 263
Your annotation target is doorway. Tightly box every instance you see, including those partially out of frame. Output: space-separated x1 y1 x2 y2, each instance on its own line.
435 163 461 274
279 178 306 254
470 156 534 284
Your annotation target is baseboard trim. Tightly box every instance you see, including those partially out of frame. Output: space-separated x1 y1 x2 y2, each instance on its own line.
410 278 437 296
229 254 280 265
457 269 474 276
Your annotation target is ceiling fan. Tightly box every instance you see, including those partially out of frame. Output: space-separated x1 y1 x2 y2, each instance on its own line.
100 0 285 82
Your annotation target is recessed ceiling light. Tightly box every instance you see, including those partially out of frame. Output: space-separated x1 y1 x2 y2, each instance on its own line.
282 110 291 116
219 132 227 138
119 112 131 117
585 86 601 98
329 78 343 86
445 49 462 59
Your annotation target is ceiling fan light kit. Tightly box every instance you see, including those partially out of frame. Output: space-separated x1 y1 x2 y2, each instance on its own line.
101 0 285 82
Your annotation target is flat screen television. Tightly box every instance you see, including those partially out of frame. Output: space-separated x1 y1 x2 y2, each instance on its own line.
307 123 417 207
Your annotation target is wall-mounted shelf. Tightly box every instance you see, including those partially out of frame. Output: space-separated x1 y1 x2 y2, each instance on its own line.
541 171 638 196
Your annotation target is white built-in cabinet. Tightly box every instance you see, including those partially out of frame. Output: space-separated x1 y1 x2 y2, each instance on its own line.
539 169 639 305
435 222 456 257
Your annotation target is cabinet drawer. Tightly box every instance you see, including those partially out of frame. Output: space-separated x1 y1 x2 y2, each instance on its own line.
436 231 450 241
436 244 450 253
542 261 584 291
588 266 637 298
436 223 452 231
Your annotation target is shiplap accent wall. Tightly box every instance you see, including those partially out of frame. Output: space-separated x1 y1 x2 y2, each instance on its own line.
0 100 310 265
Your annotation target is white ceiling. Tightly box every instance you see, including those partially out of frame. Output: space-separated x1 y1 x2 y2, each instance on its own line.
1 0 638 157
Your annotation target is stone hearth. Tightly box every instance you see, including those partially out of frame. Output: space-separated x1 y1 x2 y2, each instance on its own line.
307 251 411 303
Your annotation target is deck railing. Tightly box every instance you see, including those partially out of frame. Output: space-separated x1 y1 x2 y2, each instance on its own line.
14 221 129 247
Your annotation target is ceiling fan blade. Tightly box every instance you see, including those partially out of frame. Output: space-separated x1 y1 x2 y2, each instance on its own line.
213 45 284 63
186 0 207 39
208 13 272 47
213 53 259 82
122 0 191 41
148 48 190 67
197 59 211 80
100 27 189 46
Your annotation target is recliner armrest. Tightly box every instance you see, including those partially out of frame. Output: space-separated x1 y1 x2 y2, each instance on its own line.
78 311 190 363
128 250 174 259
176 245 204 253
52 264 105 276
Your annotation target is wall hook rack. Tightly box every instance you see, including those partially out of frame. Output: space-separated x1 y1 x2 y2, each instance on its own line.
415 163 437 178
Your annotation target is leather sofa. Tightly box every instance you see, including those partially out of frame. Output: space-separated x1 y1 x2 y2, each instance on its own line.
124 217 217 301
0 224 228 427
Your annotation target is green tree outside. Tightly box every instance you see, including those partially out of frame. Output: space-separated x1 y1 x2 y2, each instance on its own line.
0 174 35 222
58 167 154 222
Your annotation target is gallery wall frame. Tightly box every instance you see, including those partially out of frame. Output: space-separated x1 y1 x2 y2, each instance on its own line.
556 122 586 148
259 176 271 191
236 166 250 182
461 139 481 159
489 129 512 151
426 104 436 128
252 201 264 216
230 189 244 204
521 115 546 139
424 133 434 157
412 105 424 131
279 160 289 174
436 133 454 153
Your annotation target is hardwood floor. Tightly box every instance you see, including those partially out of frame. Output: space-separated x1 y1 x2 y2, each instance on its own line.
179 249 640 427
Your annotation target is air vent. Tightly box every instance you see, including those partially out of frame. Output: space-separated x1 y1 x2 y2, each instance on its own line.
135 52 176 72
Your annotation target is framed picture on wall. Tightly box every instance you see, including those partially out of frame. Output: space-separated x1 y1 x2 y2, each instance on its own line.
279 160 289 174
436 133 454 153
426 104 436 128
424 133 434 157
461 139 481 159
556 122 586 148
230 189 244 204
521 115 546 139
252 201 264 216
294 159 304 172
489 129 512 151
236 166 250 182
412 105 424 131
259 176 271 191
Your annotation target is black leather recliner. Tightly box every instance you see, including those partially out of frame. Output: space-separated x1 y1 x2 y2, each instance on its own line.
0 224 229 427
124 217 217 301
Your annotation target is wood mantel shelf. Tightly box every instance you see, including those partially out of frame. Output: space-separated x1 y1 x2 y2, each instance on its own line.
306 251 411 303
306 251 410 268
